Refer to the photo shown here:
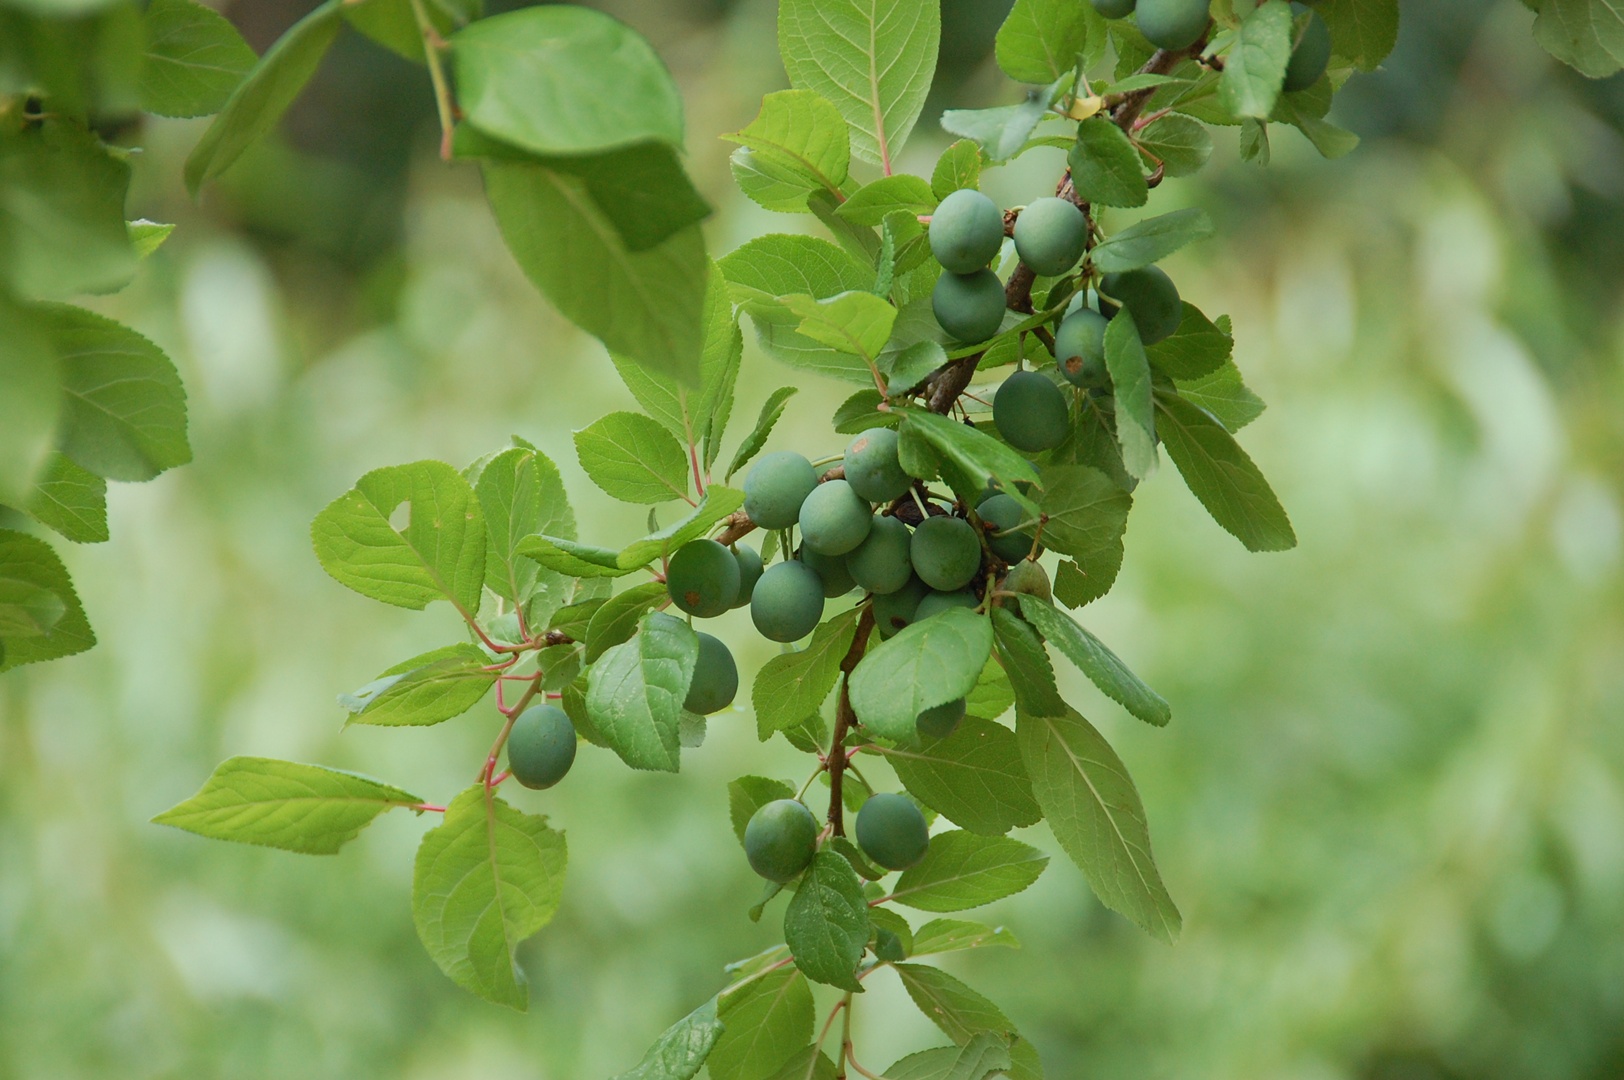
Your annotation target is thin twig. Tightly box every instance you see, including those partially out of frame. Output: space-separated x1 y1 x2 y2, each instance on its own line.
826 607 876 836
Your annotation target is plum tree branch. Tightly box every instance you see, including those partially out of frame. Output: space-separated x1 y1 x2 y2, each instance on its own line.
826 606 876 837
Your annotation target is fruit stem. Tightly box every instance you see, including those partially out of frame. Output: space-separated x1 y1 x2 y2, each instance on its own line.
826 606 876 837
835 992 857 1080
408 0 458 162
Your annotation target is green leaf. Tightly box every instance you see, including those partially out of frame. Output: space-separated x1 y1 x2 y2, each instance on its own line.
1535 0 1624 76
0 529 94 671
613 485 746 570
881 717 1041 836
412 785 567 1010
43 305 191 483
1017 596 1170 727
782 291 897 372
764 1048 838 1080
832 389 892 435
723 89 851 211
1135 114 1213 178
139 0 257 118
724 386 799 481
910 918 1020 956
586 611 699 773
0 119 136 299
451 5 682 154
484 158 706 384
930 140 983 200
996 0 1097 84
337 643 498 727
900 410 1042 498
184 0 343 194
893 964 1017 1043
835 174 937 226
778 0 940 167
965 658 1015 722
1173 359 1265 432
1219 0 1292 119
1316 0 1399 72
471 442 573 627
23 454 107 544
1101 311 1157 479
783 850 870 991
1017 705 1180 942
886 1033 1014 1080
311 460 487 612
519 536 637 580
889 831 1047 913
712 968 815 1080
610 997 725 1080
884 340 950 396
0 299 57 503
753 607 860 739
584 581 669 663
152 756 423 854
1273 93 1360 159
728 776 797 847
128 219 176 258
1089 208 1214 274
990 607 1064 718
1067 117 1147 209
1154 389 1296 552
940 76 1069 164
575 411 691 505
849 608 993 742
1144 303 1232 380
1036 464 1131 588
720 235 877 383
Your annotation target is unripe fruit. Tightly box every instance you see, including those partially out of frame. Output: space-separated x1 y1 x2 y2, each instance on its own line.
910 516 982 592
1004 559 1053 604
933 269 1006 344
1012 197 1087 276
994 370 1071 453
1054 308 1110 389
744 451 819 529
1136 0 1210 50
802 548 856 598
843 428 912 503
915 589 979 622
928 188 1004 274
1282 10 1331 92
855 793 930 871
685 632 739 714
731 544 764 608
1100 266 1182 346
1091 0 1136 16
976 493 1039 563
799 479 872 556
506 704 577 790
744 799 819 882
873 575 930 638
667 538 740 618
847 515 913 595
917 698 966 740
751 561 826 642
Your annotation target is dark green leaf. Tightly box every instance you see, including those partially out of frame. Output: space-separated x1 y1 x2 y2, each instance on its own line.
1089 208 1214 274
1017 596 1170 727
910 918 1020 956
1144 303 1232 380
1154 389 1296 552
783 850 870 991
338 643 498 727
900 410 1041 498
1135 114 1213 177
930 140 983 200
835 174 937 226
849 608 993 742
1036 464 1131 588
728 776 797 847
1101 311 1156 479
1173 359 1265 432
882 717 1041 836
1067 117 1147 209
610 997 724 1080
1316 0 1399 72
889 830 1047 913
990 607 1064 718
0 529 94 671
753 607 860 739
1219 0 1292 119
584 581 668 663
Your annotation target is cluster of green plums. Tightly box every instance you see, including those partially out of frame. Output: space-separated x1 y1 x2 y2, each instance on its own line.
1089 0 1330 89
743 791 932 884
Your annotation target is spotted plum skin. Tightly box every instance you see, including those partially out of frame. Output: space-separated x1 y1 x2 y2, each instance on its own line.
1054 308 1110 389
666 538 740 618
843 428 912 503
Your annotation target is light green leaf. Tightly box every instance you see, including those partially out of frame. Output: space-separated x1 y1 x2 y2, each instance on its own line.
723 89 851 211
1017 596 1170 727
473 445 547 610
0 299 57 502
849 608 993 742
1173 359 1265 432
586 611 699 772
1219 0 1292 119
782 291 897 371
996 0 1098 84
1315 0 1399 72
1101 311 1156 479
1154 389 1296 552
835 174 937 226
139 0 257 118
893 963 1017 1043
881 717 1041 836
128 219 176 258
1135 114 1213 177
0 529 94 671
152 756 422 854
712 968 815 1080
910 918 1020 956
724 386 800 481
728 776 797 847
184 0 343 193
778 0 940 167
990 607 1064 718
1089 208 1214 274
610 997 725 1080
584 581 669 663
575 411 691 505
311 460 487 612
337 643 498 727
1535 0 1624 76
1273 93 1360 159
720 234 877 383
412 785 567 1010
965 658 1014 722
614 485 746 570
1144 303 1232 380
452 5 683 154
753 607 860 739
784 850 870 991
24 454 107 544
886 1033 1014 1080
1067 117 1147 209
889 830 1048 913
941 75 1069 164
930 140 983 200
44 305 190 484
518 536 637 579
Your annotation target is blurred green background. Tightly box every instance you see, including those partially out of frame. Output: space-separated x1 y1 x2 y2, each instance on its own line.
3 0 1623 1076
